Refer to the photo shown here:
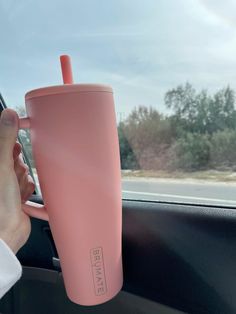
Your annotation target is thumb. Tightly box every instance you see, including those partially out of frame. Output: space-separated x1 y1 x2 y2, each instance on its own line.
0 109 19 166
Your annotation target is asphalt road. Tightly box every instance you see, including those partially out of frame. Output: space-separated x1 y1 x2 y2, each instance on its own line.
33 171 236 207
122 178 236 207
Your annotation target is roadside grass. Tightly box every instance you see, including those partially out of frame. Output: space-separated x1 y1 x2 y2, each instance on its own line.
121 169 236 182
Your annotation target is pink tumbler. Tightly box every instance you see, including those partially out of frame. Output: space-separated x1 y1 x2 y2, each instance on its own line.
18 56 123 305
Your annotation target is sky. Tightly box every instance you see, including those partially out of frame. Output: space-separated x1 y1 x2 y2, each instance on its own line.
1 0 236 120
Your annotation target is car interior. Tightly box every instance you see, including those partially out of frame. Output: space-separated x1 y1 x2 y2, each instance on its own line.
0 95 236 314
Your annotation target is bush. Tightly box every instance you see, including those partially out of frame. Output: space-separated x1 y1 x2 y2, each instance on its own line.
173 133 211 171
118 123 139 170
119 107 176 170
210 129 236 169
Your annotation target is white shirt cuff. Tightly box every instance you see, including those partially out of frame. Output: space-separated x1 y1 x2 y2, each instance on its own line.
0 238 22 299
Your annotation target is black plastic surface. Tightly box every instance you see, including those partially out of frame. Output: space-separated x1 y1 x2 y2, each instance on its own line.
0 267 183 314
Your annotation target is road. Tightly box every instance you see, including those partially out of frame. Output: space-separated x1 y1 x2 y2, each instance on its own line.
122 178 236 207
33 171 236 207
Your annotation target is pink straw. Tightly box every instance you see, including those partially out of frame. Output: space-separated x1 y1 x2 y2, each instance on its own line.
60 55 74 84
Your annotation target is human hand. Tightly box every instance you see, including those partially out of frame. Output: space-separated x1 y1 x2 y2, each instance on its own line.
0 109 35 253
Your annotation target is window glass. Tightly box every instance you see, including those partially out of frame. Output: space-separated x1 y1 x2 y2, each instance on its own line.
16 107 41 195
2 0 236 206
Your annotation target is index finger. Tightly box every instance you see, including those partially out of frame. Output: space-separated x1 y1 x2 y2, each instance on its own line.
13 142 22 161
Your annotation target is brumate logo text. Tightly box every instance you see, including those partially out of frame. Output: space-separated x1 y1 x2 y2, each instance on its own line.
90 247 107 296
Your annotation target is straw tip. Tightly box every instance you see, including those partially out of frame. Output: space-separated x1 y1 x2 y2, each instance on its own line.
60 55 70 61
59 55 74 84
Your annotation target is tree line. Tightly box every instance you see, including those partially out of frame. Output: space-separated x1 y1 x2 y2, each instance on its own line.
119 83 236 171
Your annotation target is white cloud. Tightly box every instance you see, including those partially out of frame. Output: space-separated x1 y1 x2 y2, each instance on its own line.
198 0 236 29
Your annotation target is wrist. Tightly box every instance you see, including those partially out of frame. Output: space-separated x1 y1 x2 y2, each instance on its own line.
0 217 31 254
0 231 23 254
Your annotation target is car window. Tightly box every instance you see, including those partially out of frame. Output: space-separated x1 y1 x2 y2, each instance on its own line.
2 0 236 207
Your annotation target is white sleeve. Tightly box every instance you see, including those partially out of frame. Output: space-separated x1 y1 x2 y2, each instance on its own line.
0 239 22 299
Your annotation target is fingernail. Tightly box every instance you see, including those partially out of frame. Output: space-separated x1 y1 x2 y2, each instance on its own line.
1 110 16 126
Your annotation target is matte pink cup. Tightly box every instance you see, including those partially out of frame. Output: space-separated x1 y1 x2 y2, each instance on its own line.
19 83 123 305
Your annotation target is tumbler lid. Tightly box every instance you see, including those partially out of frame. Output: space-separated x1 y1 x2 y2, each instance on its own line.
25 84 113 100
25 55 113 100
